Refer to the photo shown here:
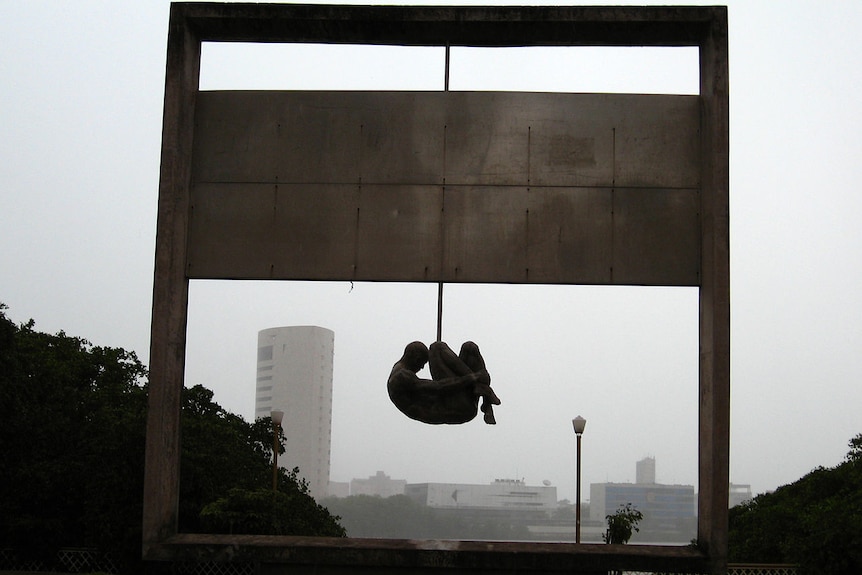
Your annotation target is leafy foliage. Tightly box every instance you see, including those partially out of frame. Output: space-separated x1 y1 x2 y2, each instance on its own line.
0 305 148 565
603 503 644 544
179 384 273 531
0 304 344 572
847 434 862 463
201 487 345 537
728 434 862 575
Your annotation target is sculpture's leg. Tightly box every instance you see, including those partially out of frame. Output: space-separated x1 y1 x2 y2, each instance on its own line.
459 342 500 424
458 341 486 372
481 400 496 424
430 340 500 424
429 341 470 379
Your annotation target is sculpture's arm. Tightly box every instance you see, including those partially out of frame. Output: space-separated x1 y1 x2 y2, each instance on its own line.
387 367 487 397
430 369 490 390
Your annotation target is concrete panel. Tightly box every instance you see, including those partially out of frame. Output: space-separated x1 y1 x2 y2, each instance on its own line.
614 98 701 188
442 186 529 282
187 183 700 285
358 94 446 185
355 185 443 281
192 93 281 183
193 92 364 184
443 94 530 185
192 91 699 189
526 187 613 284
187 183 360 280
187 183 277 278
612 188 700 285
273 184 360 279
189 91 700 285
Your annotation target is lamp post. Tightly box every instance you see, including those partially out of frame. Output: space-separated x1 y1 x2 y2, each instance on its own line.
271 410 284 491
572 415 587 543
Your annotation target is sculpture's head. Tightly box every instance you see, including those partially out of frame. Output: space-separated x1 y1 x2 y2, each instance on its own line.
402 341 429 372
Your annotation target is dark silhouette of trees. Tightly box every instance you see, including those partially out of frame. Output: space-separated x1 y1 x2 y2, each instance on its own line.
201 485 345 537
0 304 344 572
0 304 148 565
728 434 862 575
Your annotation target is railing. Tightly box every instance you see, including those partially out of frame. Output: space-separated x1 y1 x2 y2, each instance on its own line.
0 547 117 574
728 564 798 575
0 548 799 575
171 561 256 575
620 566 797 575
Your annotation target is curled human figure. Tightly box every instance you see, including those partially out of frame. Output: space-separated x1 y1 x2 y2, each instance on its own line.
387 340 501 425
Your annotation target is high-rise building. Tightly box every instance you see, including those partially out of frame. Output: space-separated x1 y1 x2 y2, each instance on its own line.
636 456 656 484
256 326 334 500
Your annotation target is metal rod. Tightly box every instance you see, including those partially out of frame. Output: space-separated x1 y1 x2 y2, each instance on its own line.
444 44 450 91
437 44 449 344
436 282 444 342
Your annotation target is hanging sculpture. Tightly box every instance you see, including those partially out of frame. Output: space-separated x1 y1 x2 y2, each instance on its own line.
387 340 501 425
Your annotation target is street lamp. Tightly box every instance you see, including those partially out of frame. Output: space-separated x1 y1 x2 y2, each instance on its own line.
271 410 284 491
572 415 587 543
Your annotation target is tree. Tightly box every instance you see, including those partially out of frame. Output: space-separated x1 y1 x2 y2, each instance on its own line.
179 386 345 536
0 304 344 572
0 304 148 567
179 384 273 531
201 486 345 537
728 433 862 575
847 433 862 463
603 503 644 544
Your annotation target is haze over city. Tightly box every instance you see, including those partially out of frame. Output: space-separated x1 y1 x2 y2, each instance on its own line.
3 0 861 505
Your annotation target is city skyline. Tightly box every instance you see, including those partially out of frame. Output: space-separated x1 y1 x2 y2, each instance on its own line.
330 456 738 505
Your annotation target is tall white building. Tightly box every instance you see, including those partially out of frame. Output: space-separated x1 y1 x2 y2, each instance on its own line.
256 326 334 500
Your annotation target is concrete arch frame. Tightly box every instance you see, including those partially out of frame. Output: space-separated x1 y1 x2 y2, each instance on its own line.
144 3 729 573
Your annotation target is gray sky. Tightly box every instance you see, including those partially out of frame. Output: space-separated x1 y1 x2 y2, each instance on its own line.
2 0 861 504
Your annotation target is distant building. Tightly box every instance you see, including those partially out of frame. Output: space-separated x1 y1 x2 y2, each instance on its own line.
591 482 695 520
590 482 696 543
256 326 334 500
636 456 656 484
406 478 557 511
729 483 752 507
404 479 562 540
327 481 350 498
351 471 407 498
590 458 696 543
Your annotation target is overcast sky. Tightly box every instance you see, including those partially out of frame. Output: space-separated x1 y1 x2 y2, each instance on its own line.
2 0 861 505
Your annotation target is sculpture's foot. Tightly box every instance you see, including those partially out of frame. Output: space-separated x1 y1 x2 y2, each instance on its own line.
476 384 501 406
483 406 496 425
481 397 497 424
